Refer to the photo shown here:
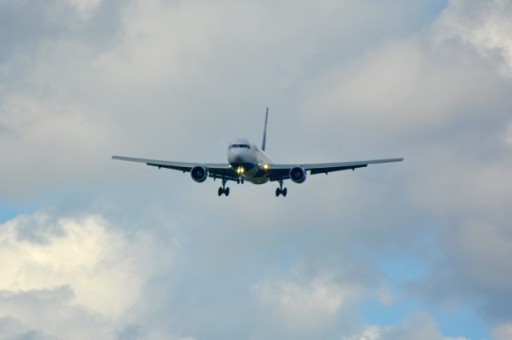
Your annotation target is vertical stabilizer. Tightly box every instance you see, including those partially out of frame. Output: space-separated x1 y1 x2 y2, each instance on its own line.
262 107 269 151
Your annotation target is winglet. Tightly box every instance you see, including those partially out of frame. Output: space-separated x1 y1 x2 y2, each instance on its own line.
262 107 269 151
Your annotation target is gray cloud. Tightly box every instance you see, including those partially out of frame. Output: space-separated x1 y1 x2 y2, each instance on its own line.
0 316 55 340
1 0 511 339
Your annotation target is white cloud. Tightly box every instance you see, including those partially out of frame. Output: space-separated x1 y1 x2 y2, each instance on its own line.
0 287 113 340
255 274 360 331
435 0 512 76
345 313 468 340
65 0 103 16
0 212 173 339
0 94 111 199
382 313 446 340
343 325 382 340
493 323 512 340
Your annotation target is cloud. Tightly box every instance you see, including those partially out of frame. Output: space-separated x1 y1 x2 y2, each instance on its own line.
1 0 512 339
344 313 469 340
255 272 361 334
293 0 512 334
344 325 382 340
0 214 141 318
0 316 54 340
0 287 113 340
0 212 174 339
410 218 512 324
65 0 104 15
493 323 512 340
505 122 512 147
435 0 512 76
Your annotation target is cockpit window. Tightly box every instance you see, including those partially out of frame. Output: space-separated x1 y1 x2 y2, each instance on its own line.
230 144 250 149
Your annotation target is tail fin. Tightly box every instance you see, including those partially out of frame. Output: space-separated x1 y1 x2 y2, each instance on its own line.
262 107 269 151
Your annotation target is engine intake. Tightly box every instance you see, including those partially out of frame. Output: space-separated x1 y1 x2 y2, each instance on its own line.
191 166 208 183
289 166 307 184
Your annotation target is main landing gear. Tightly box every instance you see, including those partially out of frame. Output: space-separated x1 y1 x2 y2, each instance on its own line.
275 180 287 197
218 179 230 196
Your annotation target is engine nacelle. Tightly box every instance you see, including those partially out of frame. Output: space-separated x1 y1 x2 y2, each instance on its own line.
191 166 208 183
289 166 307 184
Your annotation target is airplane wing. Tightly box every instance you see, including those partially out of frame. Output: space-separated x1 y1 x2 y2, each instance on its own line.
266 158 403 181
112 156 239 181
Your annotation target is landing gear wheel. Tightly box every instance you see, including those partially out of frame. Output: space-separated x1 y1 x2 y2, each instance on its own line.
218 178 230 197
275 180 287 197
218 187 228 196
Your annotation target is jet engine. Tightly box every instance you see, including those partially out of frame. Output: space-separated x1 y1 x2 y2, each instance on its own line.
289 166 307 184
191 166 208 183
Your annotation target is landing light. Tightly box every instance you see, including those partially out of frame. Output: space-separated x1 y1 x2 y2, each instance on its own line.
263 164 269 170
236 166 245 174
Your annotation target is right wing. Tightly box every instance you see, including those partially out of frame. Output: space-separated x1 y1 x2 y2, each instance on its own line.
112 156 239 181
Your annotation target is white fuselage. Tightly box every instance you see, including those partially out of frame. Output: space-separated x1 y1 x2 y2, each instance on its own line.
227 138 273 184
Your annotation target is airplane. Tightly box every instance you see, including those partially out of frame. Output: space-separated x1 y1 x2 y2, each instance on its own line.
112 108 403 197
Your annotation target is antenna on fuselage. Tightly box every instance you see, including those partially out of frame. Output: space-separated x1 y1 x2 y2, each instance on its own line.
262 107 269 151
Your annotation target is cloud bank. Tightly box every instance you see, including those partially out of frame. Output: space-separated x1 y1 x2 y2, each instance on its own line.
1 0 511 338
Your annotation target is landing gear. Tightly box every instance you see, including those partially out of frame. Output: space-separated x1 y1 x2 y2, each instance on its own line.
275 180 287 197
218 179 230 196
218 187 230 196
275 188 287 197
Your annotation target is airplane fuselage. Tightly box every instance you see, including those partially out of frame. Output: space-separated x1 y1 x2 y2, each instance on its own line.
227 138 273 184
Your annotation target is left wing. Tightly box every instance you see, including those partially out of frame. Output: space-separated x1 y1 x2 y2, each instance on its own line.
112 156 239 181
266 158 403 181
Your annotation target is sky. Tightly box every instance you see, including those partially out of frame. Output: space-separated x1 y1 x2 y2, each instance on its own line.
1 0 512 339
